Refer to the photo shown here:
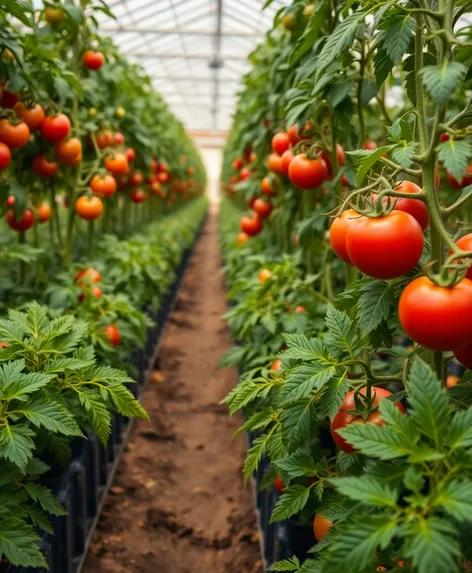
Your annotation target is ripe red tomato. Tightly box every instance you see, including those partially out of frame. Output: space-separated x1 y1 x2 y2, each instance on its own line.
239 167 252 181
240 216 263 237
36 202 52 223
272 132 290 155
295 305 306 313
446 165 472 189
271 359 282 372
232 157 243 170
105 152 130 176
253 198 273 219
14 103 45 130
95 131 110 149
320 143 346 177
261 176 276 196
236 232 249 245
159 161 169 172
55 138 82 163
313 514 332 542
90 174 117 198
288 124 300 146
451 234 472 281
83 50 105 71
150 181 162 195
0 142 11 170
268 153 283 174
363 141 377 150
40 113 71 141
453 343 472 369
0 120 30 149
75 268 101 284
258 269 272 282
392 180 429 230
32 154 59 177
331 386 405 453
75 196 103 220
281 149 294 176
125 147 136 162
129 172 143 187
274 476 286 494
399 276 472 351
104 324 121 347
114 132 125 145
77 286 102 302
63 152 82 167
130 189 148 203
329 209 360 264
289 154 328 190
346 211 424 279
158 172 169 183
6 208 35 231
0 89 20 108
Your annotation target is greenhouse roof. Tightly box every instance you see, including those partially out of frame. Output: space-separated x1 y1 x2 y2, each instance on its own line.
95 0 288 134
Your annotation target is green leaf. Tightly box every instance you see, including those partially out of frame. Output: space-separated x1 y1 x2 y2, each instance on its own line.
324 305 356 357
436 139 472 181
408 359 452 445
433 479 472 521
0 424 35 469
391 142 417 169
403 466 424 493
107 382 149 420
285 363 337 401
402 517 460 573
274 451 318 479
244 433 271 482
23 483 66 516
25 302 47 337
282 333 330 362
315 11 365 77
268 557 301 572
420 62 467 106
446 408 472 450
25 506 53 535
349 146 395 185
262 314 277 334
322 514 397 573
0 517 46 567
373 48 393 87
376 13 415 65
357 281 394 336
270 484 311 523
78 390 111 444
333 278 371 311
331 476 398 508
319 374 351 418
21 396 83 437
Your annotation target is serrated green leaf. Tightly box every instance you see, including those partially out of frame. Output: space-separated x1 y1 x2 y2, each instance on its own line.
21 396 83 437
349 146 395 185
357 281 394 335
285 363 337 401
377 13 415 65
23 483 66 516
0 517 46 567
270 484 311 523
78 389 111 444
420 62 467 106
325 305 356 357
403 466 425 493
281 333 331 362
391 142 417 169
107 382 148 420
0 424 35 469
436 139 472 181
447 408 472 450
268 556 301 571
244 433 271 482
274 451 318 479
433 479 472 521
331 475 398 507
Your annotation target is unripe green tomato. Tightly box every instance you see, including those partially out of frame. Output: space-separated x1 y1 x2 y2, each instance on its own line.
88 107 97 118
303 4 315 17
115 107 126 118
282 13 298 30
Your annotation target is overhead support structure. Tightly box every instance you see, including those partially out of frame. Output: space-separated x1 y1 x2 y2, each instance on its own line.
100 25 265 37
212 0 224 132
128 52 246 61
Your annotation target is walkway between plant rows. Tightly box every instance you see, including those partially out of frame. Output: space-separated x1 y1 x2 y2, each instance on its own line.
83 205 263 573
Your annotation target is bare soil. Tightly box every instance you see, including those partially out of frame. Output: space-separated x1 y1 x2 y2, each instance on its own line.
83 207 263 573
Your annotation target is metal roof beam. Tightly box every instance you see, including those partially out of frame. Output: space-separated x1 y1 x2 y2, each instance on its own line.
129 52 246 60
150 75 239 82
101 25 264 37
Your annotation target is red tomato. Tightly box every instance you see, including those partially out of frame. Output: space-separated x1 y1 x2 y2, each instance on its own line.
0 89 20 108
6 208 35 231
77 286 102 302
272 132 290 155
114 132 125 145
33 154 59 177
399 276 472 351
340 174 350 186
236 232 249 245
253 198 273 219
453 343 472 370
232 157 243 170
281 149 294 176
0 120 30 149
288 124 300 146
0 142 11 170
295 305 306 313
289 154 328 190
36 202 52 223
329 209 360 264
90 174 117 198
313 514 332 541
447 166 472 189
392 180 429 230
258 269 272 283
40 113 71 141
274 476 286 494
150 181 162 195
83 50 105 71
158 172 169 183
440 133 449 142
240 216 263 237
123 148 135 163
321 143 346 176
75 268 101 284
261 176 276 196
55 138 82 163
130 189 148 203
268 153 283 174
104 325 121 347
75 196 103 220
271 359 282 372
331 387 405 453
346 211 424 280
451 234 472 281
14 103 45 130
95 131 110 149
239 167 252 181
129 172 143 187
105 152 130 176
363 141 377 150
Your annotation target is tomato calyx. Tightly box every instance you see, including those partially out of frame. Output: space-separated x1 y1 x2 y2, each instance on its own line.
338 385 382 422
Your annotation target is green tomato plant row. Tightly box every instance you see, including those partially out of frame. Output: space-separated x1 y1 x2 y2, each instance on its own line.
0 0 208 568
219 1 472 572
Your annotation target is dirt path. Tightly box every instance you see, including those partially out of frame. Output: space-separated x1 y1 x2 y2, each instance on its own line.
83 207 262 573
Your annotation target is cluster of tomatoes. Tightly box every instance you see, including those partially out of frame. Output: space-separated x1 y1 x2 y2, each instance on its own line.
74 267 121 346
